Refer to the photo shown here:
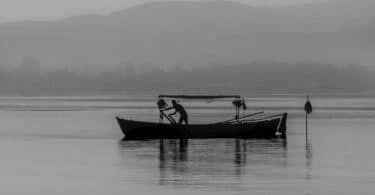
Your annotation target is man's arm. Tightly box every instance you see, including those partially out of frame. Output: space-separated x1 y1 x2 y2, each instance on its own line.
162 106 174 111
163 106 176 115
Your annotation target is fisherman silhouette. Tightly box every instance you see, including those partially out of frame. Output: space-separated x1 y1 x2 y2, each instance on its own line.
164 100 188 125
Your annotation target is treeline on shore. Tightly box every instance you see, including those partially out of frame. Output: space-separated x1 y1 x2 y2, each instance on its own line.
0 61 373 95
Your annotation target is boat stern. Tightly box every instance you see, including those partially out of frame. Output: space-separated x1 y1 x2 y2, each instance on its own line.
277 113 288 138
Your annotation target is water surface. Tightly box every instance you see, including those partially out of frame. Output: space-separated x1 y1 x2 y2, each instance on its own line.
0 96 374 194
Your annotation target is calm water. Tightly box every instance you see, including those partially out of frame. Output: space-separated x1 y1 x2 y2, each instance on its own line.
0 96 375 194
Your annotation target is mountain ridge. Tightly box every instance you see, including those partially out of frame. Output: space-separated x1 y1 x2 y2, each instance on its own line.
0 0 374 71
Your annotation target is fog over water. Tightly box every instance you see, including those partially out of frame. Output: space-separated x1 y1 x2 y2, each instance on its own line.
1 0 375 194
0 0 375 95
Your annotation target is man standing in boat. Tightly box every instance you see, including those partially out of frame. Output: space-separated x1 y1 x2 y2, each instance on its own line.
164 100 189 125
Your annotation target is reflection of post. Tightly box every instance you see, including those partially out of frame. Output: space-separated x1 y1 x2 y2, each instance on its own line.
158 139 189 174
159 139 165 165
234 139 246 176
179 139 188 161
235 139 241 165
305 141 312 180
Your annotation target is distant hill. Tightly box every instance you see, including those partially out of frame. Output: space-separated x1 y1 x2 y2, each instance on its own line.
0 0 374 72
0 60 373 95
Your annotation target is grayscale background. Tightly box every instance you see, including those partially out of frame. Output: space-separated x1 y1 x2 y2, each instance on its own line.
0 0 374 194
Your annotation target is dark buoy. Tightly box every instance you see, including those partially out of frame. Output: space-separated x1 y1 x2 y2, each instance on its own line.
304 96 313 114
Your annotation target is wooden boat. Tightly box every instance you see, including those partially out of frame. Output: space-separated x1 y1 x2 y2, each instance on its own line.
116 95 288 140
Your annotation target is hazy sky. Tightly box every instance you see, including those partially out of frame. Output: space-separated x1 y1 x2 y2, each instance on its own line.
0 0 323 24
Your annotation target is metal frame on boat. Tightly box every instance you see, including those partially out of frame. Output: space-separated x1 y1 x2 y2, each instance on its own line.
116 95 288 140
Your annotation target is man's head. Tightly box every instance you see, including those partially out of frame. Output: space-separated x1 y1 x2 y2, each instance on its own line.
172 100 177 105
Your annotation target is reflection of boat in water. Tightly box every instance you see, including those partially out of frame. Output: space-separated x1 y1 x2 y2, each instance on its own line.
116 138 288 189
158 138 287 187
159 139 189 180
116 95 288 140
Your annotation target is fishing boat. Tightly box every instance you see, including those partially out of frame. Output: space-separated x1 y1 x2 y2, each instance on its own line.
116 95 288 140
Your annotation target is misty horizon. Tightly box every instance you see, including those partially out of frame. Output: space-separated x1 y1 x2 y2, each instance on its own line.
0 0 326 24
2 1 375 195
1 59 374 96
1 0 375 95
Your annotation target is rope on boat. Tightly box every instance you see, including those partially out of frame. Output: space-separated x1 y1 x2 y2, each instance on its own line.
275 115 284 136
220 111 264 123
224 113 285 124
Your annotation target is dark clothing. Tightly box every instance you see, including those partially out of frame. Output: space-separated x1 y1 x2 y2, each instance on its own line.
174 104 187 117
170 103 188 125
178 112 188 125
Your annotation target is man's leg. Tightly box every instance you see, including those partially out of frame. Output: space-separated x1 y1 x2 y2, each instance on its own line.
178 116 183 124
183 115 188 125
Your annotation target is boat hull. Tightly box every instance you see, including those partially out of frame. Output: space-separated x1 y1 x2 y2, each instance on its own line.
116 113 287 140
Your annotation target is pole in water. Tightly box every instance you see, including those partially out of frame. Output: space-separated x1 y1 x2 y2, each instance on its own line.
304 95 313 142
305 109 308 143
